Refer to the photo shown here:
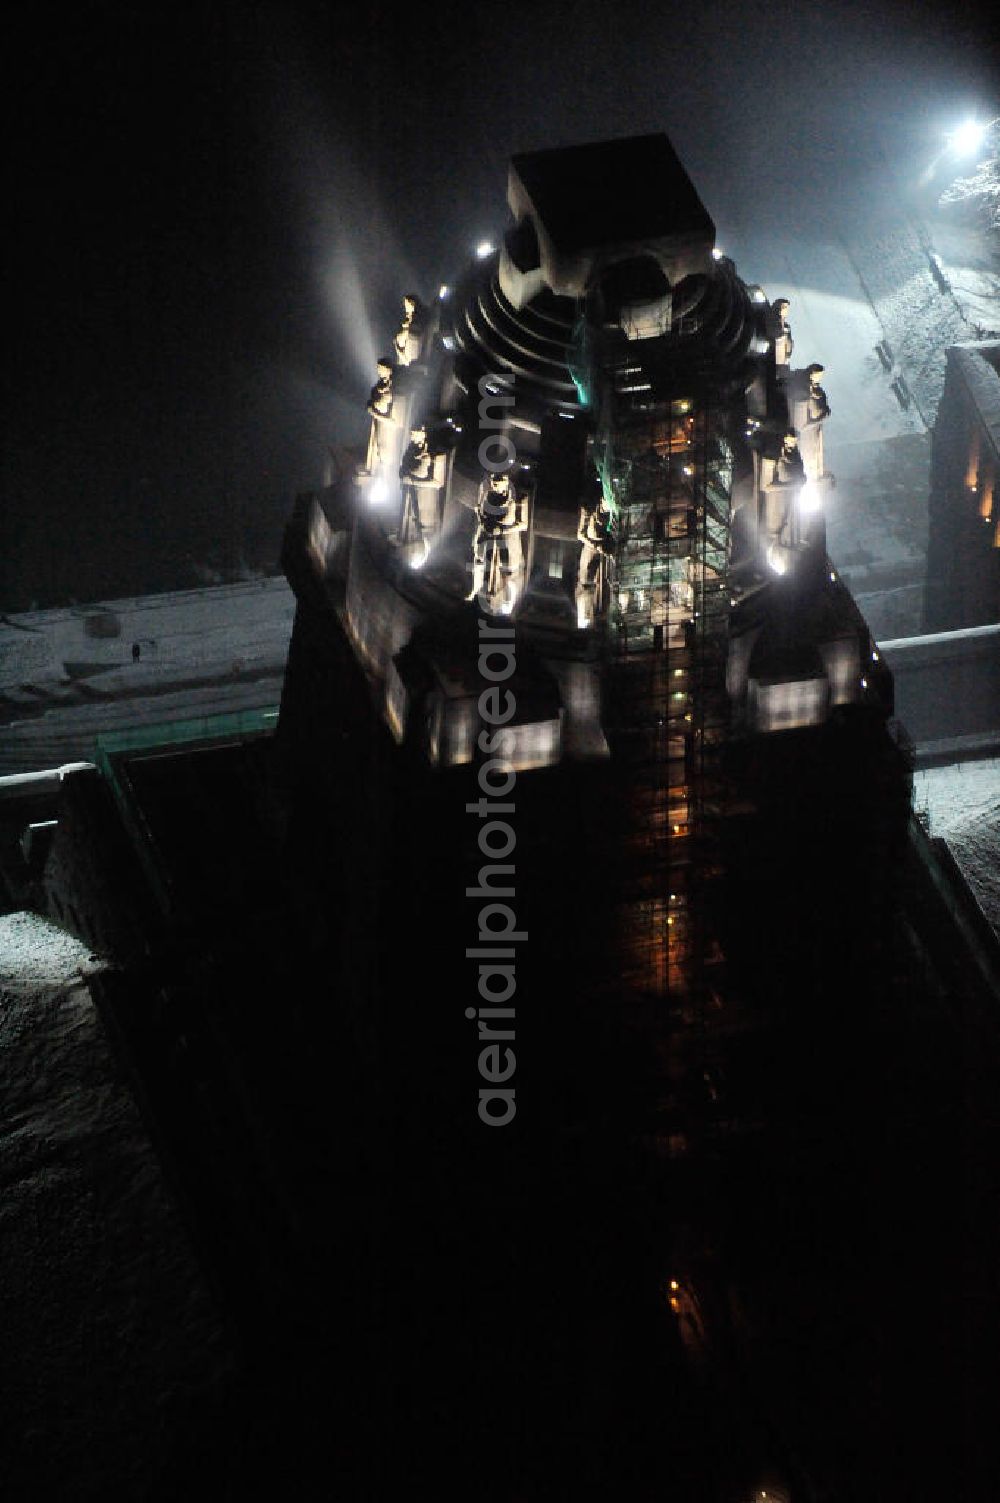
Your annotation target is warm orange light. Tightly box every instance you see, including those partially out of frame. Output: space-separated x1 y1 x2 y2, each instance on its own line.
669 1279 679 1290
966 431 981 490
669 1296 681 1312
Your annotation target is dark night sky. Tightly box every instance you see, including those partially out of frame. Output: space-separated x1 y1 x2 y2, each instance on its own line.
4 0 997 609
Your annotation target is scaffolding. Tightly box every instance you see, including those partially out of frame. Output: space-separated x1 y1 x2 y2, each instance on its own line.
594 341 736 1152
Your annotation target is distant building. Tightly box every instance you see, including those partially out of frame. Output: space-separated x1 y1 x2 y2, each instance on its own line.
925 340 1000 629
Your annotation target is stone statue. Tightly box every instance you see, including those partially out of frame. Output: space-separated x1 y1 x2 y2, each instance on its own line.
397 425 441 562
363 358 398 477
806 363 831 423
575 497 615 627
804 363 831 480
466 471 529 613
393 294 427 368
762 431 805 571
773 430 805 487
770 298 793 367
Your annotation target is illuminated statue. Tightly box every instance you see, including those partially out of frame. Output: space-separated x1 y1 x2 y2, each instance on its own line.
398 425 442 563
770 430 803 489
363 358 398 474
575 497 615 627
393 294 427 368
770 298 793 367
466 471 529 613
763 431 805 573
806 363 831 423
804 362 831 480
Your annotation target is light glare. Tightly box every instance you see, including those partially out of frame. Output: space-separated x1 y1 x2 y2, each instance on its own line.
799 479 822 514
950 119 987 157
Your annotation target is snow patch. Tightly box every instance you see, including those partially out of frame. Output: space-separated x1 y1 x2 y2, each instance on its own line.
0 911 92 986
914 758 1000 934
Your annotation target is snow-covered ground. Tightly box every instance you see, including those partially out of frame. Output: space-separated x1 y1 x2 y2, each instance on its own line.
932 220 1000 343
0 908 93 981
838 218 972 428
914 758 1000 935
0 576 294 774
726 201 997 642
724 227 925 447
0 912 233 1496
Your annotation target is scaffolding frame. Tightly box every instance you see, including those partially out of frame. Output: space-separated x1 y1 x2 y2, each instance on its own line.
595 349 736 1152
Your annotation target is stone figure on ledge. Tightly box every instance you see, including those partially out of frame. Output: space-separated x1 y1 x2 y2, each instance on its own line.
805 362 831 478
772 430 804 487
763 431 806 574
363 358 398 475
397 425 442 564
575 496 615 628
393 294 428 368
806 363 831 423
770 298 793 368
466 471 529 614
